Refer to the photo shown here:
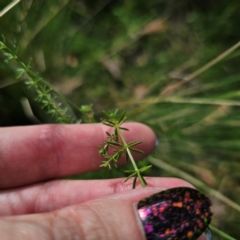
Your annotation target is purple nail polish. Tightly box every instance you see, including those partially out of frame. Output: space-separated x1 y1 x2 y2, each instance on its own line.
137 187 213 240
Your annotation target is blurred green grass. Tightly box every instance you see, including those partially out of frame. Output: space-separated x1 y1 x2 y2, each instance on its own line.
0 0 240 238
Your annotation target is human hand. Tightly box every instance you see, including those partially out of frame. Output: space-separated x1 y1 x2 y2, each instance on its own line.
0 123 211 239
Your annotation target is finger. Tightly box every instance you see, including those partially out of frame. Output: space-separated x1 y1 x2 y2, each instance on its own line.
0 122 156 189
0 177 193 216
0 187 210 240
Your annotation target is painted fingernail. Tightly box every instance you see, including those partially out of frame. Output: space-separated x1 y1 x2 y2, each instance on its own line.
137 187 213 240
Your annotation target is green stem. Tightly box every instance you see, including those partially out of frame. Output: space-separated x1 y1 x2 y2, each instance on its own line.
2 45 73 123
116 125 146 187
2 43 83 118
209 225 237 240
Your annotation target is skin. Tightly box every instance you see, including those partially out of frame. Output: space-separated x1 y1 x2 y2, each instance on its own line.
0 123 206 240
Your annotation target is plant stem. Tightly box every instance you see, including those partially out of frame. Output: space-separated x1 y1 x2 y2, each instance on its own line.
116 125 147 187
209 225 237 240
1 44 74 123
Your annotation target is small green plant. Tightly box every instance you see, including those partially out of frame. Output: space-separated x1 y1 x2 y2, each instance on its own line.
99 110 152 188
79 104 95 123
0 38 151 189
0 37 76 124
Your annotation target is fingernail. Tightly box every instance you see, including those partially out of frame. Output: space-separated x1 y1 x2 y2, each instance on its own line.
137 187 213 240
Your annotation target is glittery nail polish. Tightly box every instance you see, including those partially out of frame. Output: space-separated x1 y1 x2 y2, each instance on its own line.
137 187 213 240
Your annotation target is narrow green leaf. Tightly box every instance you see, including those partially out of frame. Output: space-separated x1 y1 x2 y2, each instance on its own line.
118 111 126 122
20 62 27 69
138 173 147 186
141 175 147 185
13 45 18 54
114 128 118 137
106 132 111 137
100 161 111 169
104 119 115 125
106 141 123 146
139 165 152 172
119 127 129 131
129 148 144 154
0 41 5 49
16 68 26 79
126 153 129 162
128 141 142 146
132 176 138 189
1 35 6 43
102 122 115 127
124 172 137 182
48 109 56 114
4 52 13 63
124 169 135 173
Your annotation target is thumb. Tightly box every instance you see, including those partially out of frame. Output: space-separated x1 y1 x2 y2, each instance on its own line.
0 187 212 240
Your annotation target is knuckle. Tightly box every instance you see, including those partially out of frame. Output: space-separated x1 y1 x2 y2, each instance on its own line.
66 202 116 240
38 125 64 151
34 124 66 178
37 125 66 175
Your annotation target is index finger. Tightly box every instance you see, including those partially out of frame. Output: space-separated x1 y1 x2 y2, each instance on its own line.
0 123 156 189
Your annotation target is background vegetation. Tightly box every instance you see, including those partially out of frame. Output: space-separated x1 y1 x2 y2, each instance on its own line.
0 0 240 239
